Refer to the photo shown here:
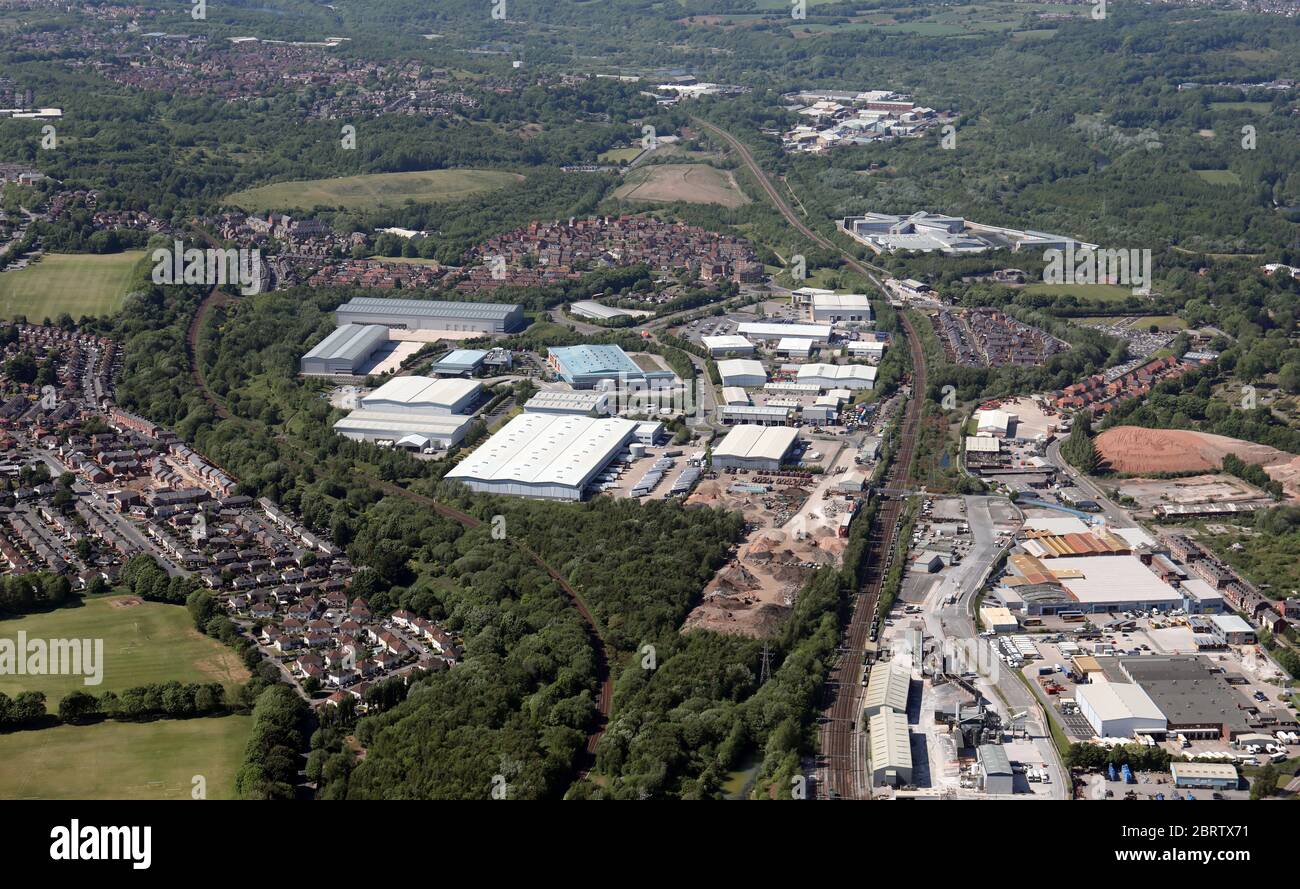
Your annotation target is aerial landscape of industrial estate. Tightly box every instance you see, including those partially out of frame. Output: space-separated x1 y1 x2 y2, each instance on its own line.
2 0 1300 852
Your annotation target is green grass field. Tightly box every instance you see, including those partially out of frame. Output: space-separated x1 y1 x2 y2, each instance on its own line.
227 168 524 212
599 146 643 164
0 715 251 799
1194 169 1242 186
0 250 145 321
0 595 249 708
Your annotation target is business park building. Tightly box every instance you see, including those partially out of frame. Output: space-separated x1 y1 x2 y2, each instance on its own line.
333 376 483 452
335 296 526 334
300 323 390 375
446 413 640 500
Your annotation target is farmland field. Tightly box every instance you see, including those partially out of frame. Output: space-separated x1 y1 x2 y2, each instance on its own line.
0 250 146 321
613 164 750 208
0 595 249 707
0 715 251 799
227 168 524 212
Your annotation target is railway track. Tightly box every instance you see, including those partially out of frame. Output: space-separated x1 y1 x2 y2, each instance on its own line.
692 117 928 800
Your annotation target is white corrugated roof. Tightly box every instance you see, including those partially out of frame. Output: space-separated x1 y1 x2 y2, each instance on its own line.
447 413 637 488
713 424 799 462
362 376 481 410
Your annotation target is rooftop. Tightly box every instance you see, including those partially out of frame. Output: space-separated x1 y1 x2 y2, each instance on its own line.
446 413 638 488
337 295 522 322
713 424 800 463
303 323 388 362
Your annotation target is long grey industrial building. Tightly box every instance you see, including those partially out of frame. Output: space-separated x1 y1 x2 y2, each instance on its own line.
335 296 526 334
300 323 389 375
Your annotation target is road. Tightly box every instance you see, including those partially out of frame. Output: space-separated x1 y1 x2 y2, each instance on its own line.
1044 438 1130 527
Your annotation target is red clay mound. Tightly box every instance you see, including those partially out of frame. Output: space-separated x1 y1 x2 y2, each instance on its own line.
1096 426 1298 495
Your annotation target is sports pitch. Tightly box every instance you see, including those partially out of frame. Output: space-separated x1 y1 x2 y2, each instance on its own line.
0 595 250 706
0 250 146 321
0 715 251 799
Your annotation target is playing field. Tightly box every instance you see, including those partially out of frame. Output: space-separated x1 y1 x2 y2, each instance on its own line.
613 164 750 208
0 595 250 707
0 250 145 321
226 168 524 212
0 715 251 799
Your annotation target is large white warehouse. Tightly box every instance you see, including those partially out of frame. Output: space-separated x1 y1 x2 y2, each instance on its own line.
1076 678 1167 738
446 413 639 500
712 424 799 471
360 376 482 415
717 359 767 388
335 296 526 334
300 324 389 375
333 375 482 451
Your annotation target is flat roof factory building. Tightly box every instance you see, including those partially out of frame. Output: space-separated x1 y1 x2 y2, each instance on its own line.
1118 655 1252 739
335 296 525 334
445 413 638 500
711 425 799 471
796 363 876 390
737 321 832 342
1046 555 1184 613
868 708 913 787
300 323 389 375
547 344 676 389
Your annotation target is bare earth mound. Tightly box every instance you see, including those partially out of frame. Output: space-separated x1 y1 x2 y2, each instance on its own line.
1096 425 1300 498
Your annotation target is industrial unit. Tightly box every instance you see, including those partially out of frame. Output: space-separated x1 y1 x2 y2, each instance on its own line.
432 349 488 377
360 377 482 415
332 376 482 452
796 363 876 390
547 344 676 389
445 413 639 500
1170 762 1239 790
335 296 526 334
522 390 610 416
1117 656 1253 739
701 334 755 357
299 323 389 375
977 744 1014 795
863 659 911 718
711 424 799 471
809 292 872 324
718 404 793 426
868 707 913 787
1075 677 1167 738
717 358 767 388
736 321 832 342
